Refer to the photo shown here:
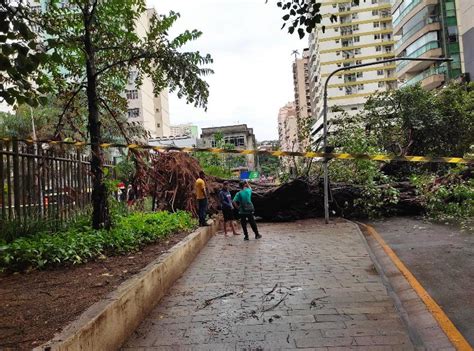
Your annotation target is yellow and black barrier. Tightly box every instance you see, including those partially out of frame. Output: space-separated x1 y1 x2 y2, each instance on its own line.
1 137 473 164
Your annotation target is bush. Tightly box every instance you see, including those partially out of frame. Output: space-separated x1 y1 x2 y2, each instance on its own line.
412 170 474 232
0 211 197 271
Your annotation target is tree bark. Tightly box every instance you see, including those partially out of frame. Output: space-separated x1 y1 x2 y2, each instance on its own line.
84 5 110 229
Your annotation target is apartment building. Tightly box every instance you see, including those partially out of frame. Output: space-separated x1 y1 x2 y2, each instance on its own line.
278 102 298 172
293 49 313 150
308 0 396 136
200 124 258 170
127 8 170 138
394 0 464 89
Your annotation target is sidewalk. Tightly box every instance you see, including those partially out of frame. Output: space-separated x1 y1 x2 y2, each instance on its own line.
122 219 414 350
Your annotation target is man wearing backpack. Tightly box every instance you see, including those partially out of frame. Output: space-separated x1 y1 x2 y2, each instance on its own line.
233 180 262 241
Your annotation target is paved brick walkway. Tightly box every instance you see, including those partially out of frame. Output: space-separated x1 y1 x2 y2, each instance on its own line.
122 219 414 350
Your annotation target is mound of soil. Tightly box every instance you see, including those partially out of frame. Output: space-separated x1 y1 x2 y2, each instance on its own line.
0 231 191 350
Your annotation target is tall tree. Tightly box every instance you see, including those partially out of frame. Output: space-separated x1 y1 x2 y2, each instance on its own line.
35 0 212 229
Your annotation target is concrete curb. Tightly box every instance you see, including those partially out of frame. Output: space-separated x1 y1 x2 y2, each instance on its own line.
36 220 219 351
348 220 455 350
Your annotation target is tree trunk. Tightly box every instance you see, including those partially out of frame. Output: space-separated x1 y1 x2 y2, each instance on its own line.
84 7 110 230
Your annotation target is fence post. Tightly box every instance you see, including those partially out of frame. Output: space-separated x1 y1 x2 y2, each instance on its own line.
77 150 83 209
12 138 21 219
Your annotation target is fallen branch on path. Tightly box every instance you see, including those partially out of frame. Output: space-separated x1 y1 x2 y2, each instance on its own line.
261 293 289 313
264 283 279 297
197 292 235 310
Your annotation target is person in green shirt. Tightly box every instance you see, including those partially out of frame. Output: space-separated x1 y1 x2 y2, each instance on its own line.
233 181 262 241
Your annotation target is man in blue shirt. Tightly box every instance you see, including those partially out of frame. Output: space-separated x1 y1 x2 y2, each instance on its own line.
219 181 240 236
233 181 262 241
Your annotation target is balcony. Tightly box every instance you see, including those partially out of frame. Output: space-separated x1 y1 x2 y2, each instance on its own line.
400 65 446 89
396 41 442 75
393 0 439 34
395 18 440 54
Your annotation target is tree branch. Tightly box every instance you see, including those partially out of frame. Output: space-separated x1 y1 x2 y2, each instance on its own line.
99 97 131 144
53 84 85 138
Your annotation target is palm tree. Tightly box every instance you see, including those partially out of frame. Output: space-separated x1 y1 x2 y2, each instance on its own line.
291 50 300 61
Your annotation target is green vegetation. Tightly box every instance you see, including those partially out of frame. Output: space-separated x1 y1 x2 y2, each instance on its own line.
193 132 247 178
0 211 197 272
323 83 474 219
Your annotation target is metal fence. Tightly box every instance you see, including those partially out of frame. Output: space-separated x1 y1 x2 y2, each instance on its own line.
0 140 94 226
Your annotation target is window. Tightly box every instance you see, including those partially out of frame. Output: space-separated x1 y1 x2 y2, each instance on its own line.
352 13 358 19
333 4 337 8
353 36 360 42
354 48 361 54
448 26 458 43
356 60 362 65
374 34 381 40
356 72 363 78
339 87 343 91
376 45 382 52
157 123 161 128
373 22 380 28
358 84 364 91
335 27 339 32
371 0 378 3
372 10 379 16
337 63 342 67
335 39 340 44
336 51 341 56
127 108 140 118
338 75 343 79
128 71 138 84
377 70 384 75
378 81 385 88
351 107 358 111
352 24 359 31
126 89 138 99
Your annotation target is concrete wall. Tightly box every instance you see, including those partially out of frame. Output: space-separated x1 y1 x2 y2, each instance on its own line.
457 0 474 78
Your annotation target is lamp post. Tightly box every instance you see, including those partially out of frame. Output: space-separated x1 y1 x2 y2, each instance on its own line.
322 56 453 224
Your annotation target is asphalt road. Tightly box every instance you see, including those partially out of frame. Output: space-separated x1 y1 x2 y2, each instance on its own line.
369 217 474 347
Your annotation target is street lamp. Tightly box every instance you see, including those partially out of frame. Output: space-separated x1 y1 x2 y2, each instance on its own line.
322 57 453 224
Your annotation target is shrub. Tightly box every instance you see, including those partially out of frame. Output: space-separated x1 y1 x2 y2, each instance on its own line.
0 211 197 271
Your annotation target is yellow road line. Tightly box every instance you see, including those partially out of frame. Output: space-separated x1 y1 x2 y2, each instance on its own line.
361 223 473 351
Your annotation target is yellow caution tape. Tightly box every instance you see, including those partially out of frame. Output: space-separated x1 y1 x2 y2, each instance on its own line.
0 137 472 164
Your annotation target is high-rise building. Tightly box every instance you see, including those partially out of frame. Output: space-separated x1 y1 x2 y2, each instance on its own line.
292 49 312 150
393 0 463 90
127 8 170 138
308 0 396 137
278 102 299 153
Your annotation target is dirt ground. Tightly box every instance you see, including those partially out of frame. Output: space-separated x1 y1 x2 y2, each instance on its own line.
369 217 474 346
0 231 191 351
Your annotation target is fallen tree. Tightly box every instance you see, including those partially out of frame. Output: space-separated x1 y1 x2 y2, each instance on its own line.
132 152 424 221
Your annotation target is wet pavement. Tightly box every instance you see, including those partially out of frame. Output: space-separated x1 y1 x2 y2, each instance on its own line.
370 217 474 347
122 219 414 350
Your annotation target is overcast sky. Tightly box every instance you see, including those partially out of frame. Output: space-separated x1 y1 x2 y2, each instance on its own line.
147 0 305 141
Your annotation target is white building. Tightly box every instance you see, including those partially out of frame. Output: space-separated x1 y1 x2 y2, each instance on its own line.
308 0 396 138
127 8 170 138
169 123 199 137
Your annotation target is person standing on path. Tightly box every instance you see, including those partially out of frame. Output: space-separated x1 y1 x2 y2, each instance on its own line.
195 171 208 226
219 181 240 236
233 181 261 241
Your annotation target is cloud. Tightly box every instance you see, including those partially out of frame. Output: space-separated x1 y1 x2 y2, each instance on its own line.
147 0 305 141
